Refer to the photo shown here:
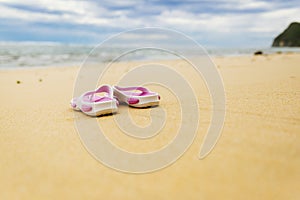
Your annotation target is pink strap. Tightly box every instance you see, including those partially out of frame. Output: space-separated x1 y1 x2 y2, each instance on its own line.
115 86 150 96
95 85 111 94
115 86 148 92
83 85 113 102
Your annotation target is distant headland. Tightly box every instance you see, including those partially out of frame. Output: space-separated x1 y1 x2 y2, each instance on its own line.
272 22 300 47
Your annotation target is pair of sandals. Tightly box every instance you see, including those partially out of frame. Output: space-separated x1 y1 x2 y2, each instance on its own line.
71 85 160 116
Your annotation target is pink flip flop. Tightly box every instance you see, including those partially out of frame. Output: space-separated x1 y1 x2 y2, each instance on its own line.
70 85 118 116
113 86 160 108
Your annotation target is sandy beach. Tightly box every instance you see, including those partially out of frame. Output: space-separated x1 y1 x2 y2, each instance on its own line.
0 53 299 199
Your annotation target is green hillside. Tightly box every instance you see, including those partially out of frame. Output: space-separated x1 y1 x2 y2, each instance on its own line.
272 22 300 47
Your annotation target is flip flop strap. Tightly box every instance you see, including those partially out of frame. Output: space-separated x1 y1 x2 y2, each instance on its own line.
84 85 113 101
115 86 149 96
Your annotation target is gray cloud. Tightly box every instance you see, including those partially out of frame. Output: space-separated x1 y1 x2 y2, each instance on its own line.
0 0 299 46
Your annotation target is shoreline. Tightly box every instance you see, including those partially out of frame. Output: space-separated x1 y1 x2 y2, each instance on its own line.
1 51 300 71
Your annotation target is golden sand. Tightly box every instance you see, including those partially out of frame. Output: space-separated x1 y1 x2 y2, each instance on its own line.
0 54 299 199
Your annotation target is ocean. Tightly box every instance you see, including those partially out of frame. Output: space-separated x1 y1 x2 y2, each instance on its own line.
1 42 300 68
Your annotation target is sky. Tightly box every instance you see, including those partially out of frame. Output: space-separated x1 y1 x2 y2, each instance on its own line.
0 0 299 47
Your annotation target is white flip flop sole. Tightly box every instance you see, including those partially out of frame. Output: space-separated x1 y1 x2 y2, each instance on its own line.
70 85 118 116
80 99 118 117
113 86 160 108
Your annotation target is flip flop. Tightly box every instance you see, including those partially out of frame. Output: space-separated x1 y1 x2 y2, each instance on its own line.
113 86 160 108
70 85 118 116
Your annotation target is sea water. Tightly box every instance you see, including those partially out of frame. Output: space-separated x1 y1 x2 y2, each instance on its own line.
1 42 300 68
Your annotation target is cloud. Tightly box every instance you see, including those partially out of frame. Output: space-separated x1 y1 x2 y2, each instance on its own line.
0 0 299 47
